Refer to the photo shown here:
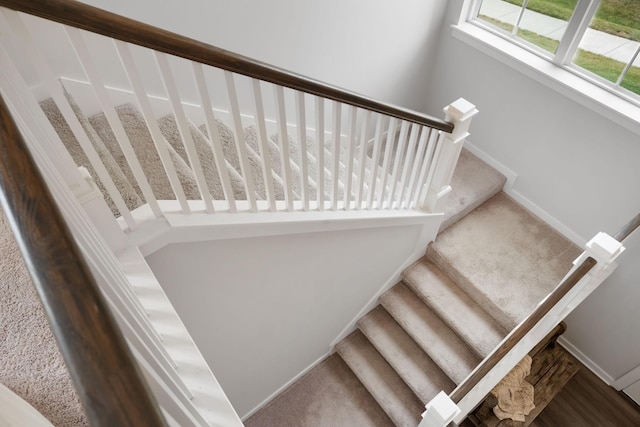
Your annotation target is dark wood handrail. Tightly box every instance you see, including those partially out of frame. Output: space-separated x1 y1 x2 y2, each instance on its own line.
0 0 454 134
0 95 167 425
614 212 640 242
449 256 598 403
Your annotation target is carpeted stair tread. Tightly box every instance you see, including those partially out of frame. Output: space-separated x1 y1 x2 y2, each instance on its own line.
242 126 287 200
244 354 394 427
379 283 480 384
268 132 315 201
357 306 455 403
439 149 506 232
41 97 143 215
428 192 582 331
200 122 277 200
336 330 424 427
307 135 356 203
158 115 248 200
403 258 507 358
341 141 392 208
89 103 199 201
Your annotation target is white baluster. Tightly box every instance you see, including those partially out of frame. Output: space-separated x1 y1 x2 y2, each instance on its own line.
376 117 398 209
64 26 163 218
420 99 478 212
331 101 341 211
417 130 444 209
315 97 325 211
193 63 237 213
396 123 420 209
1 11 138 228
274 86 294 211
295 92 310 211
155 52 214 213
343 106 357 210
403 127 430 209
251 79 276 212
386 121 409 208
115 41 190 214
355 111 371 210
366 115 385 209
225 71 258 212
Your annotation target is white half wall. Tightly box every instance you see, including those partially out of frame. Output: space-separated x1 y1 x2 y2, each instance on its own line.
146 223 425 418
426 0 640 383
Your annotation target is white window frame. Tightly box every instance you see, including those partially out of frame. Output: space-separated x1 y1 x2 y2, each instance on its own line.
453 0 640 135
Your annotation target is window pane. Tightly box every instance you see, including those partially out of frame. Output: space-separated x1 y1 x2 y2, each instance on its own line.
478 0 579 54
572 0 640 94
478 0 525 33
620 52 640 95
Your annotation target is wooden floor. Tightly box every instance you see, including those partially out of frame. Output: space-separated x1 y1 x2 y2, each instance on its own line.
463 353 640 427
529 365 640 427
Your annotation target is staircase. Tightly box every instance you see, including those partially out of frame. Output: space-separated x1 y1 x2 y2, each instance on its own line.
4 95 580 427
244 148 581 426
0 2 634 426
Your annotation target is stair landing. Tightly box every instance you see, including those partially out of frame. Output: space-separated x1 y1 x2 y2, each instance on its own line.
243 354 393 427
428 192 582 330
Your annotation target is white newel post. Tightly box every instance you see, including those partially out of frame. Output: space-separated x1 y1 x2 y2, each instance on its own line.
419 391 461 427
420 98 478 213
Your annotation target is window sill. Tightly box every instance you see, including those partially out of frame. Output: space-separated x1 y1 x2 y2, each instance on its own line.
452 22 640 136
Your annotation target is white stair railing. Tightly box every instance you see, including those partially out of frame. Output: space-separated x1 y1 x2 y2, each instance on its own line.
0 5 471 230
0 53 238 425
419 230 628 426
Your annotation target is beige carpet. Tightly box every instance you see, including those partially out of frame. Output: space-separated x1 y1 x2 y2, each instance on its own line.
429 192 582 330
0 207 88 427
244 355 393 427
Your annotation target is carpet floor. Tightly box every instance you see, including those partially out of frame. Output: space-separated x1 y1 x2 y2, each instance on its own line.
0 207 88 427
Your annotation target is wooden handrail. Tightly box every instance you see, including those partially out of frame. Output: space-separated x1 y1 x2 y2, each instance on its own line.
614 212 640 242
0 0 454 133
449 256 598 403
0 95 167 426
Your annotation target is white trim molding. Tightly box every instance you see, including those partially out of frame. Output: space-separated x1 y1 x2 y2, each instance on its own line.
451 22 640 137
613 364 640 391
557 336 615 386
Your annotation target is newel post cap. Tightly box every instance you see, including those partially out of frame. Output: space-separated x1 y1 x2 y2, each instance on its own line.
444 98 479 122
420 391 461 426
586 232 625 263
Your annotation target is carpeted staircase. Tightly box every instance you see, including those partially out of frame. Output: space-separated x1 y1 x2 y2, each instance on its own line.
0 96 581 427
244 156 581 425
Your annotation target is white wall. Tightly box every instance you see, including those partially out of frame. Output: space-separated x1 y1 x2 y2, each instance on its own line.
62 0 450 112
146 224 423 418
426 0 640 383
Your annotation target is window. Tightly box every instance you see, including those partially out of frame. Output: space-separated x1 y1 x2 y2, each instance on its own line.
472 0 640 101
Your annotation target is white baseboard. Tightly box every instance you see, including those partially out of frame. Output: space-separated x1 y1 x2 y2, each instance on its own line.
240 351 330 421
557 336 615 386
464 140 518 191
505 189 587 247
329 216 441 348
464 140 587 247
613 364 640 390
